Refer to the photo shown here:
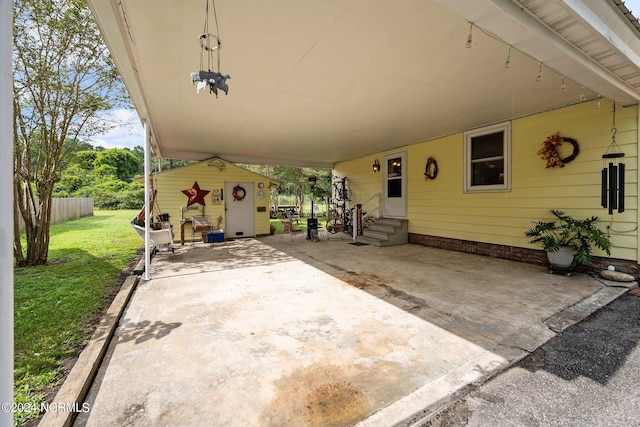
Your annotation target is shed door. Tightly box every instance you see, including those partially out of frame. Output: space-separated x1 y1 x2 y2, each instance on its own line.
383 151 407 218
224 182 255 237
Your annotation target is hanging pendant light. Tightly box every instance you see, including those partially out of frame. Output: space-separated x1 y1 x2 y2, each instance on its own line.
601 102 625 214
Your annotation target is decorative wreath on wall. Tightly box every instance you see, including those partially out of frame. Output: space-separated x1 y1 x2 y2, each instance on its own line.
232 184 246 202
424 157 438 180
537 132 579 168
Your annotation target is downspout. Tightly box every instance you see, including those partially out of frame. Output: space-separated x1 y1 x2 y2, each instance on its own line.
143 121 151 280
0 0 14 422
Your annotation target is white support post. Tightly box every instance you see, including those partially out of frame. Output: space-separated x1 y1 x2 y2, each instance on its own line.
143 122 151 280
0 0 14 421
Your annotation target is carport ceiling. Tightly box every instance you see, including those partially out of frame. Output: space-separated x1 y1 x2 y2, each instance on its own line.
88 0 640 167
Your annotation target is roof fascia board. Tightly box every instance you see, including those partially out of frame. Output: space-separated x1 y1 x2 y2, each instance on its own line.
157 150 334 169
435 0 640 104
151 157 283 185
565 0 640 74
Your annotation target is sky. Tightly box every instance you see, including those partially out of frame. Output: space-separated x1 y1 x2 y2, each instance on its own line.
89 0 640 151
88 108 143 151
626 0 640 15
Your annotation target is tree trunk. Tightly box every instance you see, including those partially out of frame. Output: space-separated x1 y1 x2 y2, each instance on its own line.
13 149 53 266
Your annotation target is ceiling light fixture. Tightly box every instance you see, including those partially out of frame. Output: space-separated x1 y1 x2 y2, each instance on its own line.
536 62 543 82
560 76 567 93
466 23 473 48
579 86 586 101
190 0 230 97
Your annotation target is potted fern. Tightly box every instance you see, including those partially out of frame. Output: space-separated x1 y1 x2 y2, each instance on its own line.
525 210 612 270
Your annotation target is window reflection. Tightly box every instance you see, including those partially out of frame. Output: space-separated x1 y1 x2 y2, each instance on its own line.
387 157 402 197
387 158 401 178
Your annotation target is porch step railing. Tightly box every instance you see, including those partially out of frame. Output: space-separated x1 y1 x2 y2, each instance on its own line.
353 193 380 241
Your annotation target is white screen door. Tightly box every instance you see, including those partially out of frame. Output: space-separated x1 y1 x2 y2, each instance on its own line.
383 152 407 218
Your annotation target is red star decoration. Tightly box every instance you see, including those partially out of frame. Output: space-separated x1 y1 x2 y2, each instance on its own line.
182 181 210 206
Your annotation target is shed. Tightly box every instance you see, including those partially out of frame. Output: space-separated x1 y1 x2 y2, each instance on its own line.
149 158 278 242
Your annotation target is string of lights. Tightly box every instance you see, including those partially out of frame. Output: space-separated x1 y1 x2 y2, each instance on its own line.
464 21 601 105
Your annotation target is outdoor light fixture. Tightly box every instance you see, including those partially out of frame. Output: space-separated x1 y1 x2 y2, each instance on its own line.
207 158 226 171
461 21 600 106
536 62 543 82
190 0 230 97
372 159 380 173
504 45 511 68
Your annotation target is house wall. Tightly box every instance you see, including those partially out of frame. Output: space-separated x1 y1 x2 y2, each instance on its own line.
335 100 640 263
151 159 273 238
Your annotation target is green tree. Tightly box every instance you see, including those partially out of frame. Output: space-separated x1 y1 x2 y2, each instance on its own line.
94 148 140 182
53 145 145 209
131 145 194 174
269 166 331 216
13 0 128 266
53 163 93 197
73 150 99 171
88 180 144 210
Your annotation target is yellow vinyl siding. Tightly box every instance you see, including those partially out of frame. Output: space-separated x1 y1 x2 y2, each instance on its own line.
333 154 384 213
150 159 274 238
336 100 639 262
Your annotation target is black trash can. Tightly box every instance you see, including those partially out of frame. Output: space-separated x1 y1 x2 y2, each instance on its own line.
307 218 318 240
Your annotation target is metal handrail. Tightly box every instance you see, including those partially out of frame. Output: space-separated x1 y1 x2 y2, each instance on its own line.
353 193 381 241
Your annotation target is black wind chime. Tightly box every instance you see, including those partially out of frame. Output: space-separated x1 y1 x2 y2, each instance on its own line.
601 103 625 214
190 0 230 97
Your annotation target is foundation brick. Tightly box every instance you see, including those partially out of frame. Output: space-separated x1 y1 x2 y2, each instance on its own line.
408 233 638 277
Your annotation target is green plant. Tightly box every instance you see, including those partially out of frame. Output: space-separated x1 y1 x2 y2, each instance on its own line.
525 209 612 266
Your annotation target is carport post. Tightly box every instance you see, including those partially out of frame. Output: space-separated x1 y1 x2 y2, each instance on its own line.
0 0 14 422
143 121 151 280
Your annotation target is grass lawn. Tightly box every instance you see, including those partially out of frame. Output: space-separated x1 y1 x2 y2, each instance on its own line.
270 216 328 234
13 209 141 426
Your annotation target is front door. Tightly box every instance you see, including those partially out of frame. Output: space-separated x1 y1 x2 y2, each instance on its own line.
224 182 255 238
383 151 407 218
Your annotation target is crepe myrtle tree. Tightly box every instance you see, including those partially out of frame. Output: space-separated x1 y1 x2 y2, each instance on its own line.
13 0 129 266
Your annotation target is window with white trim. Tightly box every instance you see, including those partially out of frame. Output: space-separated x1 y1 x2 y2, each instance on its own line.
464 122 511 193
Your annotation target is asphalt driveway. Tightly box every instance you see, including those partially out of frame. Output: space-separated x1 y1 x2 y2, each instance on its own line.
74 237 634 426
423 291 640 426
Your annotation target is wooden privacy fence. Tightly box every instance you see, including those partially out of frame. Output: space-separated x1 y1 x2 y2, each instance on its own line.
18 198 94 232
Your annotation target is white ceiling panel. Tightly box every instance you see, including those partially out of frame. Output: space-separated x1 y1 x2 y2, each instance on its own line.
88 0 640 166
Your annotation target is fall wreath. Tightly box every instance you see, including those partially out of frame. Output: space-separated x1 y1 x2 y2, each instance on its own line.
538 132 579 168
232 184 246 201
424 157 438 180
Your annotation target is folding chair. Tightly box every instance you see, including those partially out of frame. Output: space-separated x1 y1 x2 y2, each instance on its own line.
280 220 303 243
192 215 211 242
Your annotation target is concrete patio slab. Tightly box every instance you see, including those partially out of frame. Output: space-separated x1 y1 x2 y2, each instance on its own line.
74 237 631 426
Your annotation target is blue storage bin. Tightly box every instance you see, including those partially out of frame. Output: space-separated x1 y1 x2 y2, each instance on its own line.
207 230 224 243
